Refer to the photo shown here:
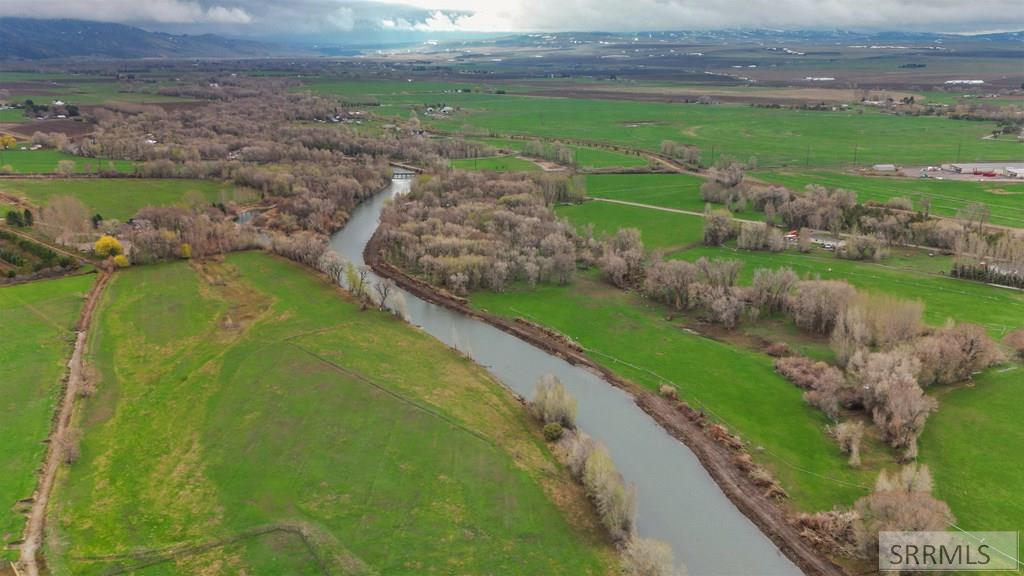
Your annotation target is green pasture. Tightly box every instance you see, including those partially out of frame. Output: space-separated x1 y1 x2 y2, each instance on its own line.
0 274 91 559
583 173 765 220
46 253 612 575
309 80 1023 168
450 155 539 172
0 178 251 221
0 149 134 175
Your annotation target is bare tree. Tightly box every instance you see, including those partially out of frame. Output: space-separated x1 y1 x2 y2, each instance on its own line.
911 323 1004 386
373 277 395 311
849 349 935 460
853 465 955 558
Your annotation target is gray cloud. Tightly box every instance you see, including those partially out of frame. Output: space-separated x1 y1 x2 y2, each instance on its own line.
1 0 1021 37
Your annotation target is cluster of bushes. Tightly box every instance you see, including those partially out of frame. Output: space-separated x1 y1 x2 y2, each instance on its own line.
798 464 954 560
659 140 701 168
121 204 260 264
380 171 585 294
5 209 34 227
776 286 1004 460
529 375 679 576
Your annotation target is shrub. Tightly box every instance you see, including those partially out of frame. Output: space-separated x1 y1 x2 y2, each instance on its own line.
702 208 735 246
1004 329 1024 359
583 443 637 542
621 537 679 576
737 221 785 251
787 280 856 335
750 267 797 316
564 431 595 480
911 323 1005 387
831 421 864 467
837 235 887 261
112 254 130 268
658 384 678 400
531 374 577 428
94 235 124 257
849 349 935 460
853 465 955 559
542 422 564 442
776 356 848 421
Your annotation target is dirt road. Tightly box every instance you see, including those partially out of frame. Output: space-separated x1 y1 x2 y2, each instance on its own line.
16 269 111 576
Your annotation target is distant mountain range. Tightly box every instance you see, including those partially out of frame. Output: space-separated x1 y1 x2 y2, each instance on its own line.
0 18 1020 60
0 18 296 59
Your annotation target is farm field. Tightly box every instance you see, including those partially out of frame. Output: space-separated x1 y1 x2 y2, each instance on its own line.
310 80 1023 167
556 200 706 250
583 173 765 221
0 178 253 221
3 75 195 106
473 138 649 169
0 274 91 559
754 170 1024 228
450 155 539 172
0 149 134 175
45 253 613 575
0 108 25 123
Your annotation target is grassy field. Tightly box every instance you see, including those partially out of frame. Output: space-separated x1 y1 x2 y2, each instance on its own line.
474 138 649 169
450 155 540 172
556 201 706 250
920 365 1024 540
0 178 253 221
0 149 134 175
309 80 1023 167
0 108 26 123
0 274 91 559
46 253 613 575
583 173 766 221
754 170 1024 229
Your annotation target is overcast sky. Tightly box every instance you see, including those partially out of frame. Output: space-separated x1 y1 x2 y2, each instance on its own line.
2 0 1023 38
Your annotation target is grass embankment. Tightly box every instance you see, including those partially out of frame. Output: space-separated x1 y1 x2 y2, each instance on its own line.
0 179 253 221
0 274 92 559
450 155 540 172
46 253 614 575
0 149 134 175
309 80 1023 167
754 171 1024 229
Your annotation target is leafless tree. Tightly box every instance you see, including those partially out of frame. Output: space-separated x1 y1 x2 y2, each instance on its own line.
373 277 395 311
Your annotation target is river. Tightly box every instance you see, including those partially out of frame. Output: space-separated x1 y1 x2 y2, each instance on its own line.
328 175 802 576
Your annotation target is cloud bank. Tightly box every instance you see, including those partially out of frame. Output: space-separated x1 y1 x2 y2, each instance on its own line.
1 0 1022 37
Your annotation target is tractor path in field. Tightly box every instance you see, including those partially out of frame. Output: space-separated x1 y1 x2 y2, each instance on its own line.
17 269 111 576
